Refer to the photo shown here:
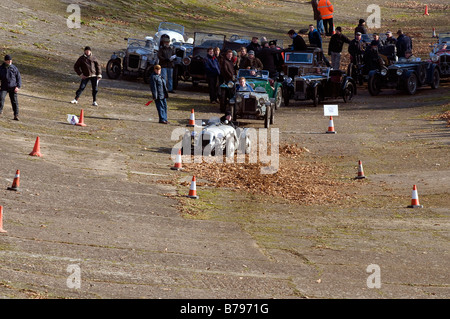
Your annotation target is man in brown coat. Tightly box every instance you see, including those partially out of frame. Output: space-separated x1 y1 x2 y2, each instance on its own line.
71 46 102 106
220 50 236 83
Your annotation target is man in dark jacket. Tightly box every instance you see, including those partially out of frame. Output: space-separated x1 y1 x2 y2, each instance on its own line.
149 65 169 124
383 31 397 45
71 46 102 106
396 29 413 59
363 40 384 74
328 27 350 69
204 47 221 104
288 29 307 51
157 37 176 93
246 37 262 55
308 24 322 48
220 50 236 83
242 50 263 70
0 55 22 120
348 32 365 64
257 42 279 78
355 19 368 35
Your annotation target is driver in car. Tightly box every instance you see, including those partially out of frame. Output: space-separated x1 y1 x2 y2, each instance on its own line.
236 77 254 91
220 111 236 128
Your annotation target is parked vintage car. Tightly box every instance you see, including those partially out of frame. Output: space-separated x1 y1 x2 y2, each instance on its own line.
280 48 328 106
367 59 440 95
428 32 450 79
283 66 356 106
228 71 276 129
182 117 252 157
182 32 226 86
106 37 157 83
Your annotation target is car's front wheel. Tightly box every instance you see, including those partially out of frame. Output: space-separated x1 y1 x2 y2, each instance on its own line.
368 75 381 96
275 88 282 110
283 88 290 106
312 86 319 107
405 73 418 95
270 105 274 125
106 59 121 79
343 82 355 103
264 107 271 129
430 68 440 89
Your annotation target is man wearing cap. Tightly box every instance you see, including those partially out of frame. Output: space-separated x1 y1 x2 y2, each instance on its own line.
157 36 176 93
149 64 169 124
355 19 368 35
384 31 397 45
348 32 365 64
287 29 307 51
72 46 101 106
246 37 262 55
396 29 412 59
0 55 22 120
328 26 350 70
241 50 263 70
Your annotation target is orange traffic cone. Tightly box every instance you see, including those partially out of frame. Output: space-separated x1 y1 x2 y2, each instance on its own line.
7 170 20 191
76 109 86 127
171 149 183 171
407 185 423 208
0 206 7 233
29 137 42 157
424 5 429 16
432 28 437 38
326 116 336 134
332 24 336 35
187 109 196 127
355 161 366 179
187 176 199 199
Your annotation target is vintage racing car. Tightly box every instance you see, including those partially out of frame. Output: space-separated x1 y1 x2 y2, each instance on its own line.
428 32 450 79
283 66 356 106
228 70 276 128
106 37 157 83
182 117 252 157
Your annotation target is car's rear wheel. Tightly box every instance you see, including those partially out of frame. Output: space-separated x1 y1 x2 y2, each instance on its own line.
343 82 355 103
143 64 153 84
368 75 381 96
106 59 121 79
430 69 440 89
270 105 274 125
283 88 290 106
405 73 418 95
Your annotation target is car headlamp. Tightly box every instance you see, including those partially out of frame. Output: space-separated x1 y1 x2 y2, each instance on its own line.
227 81 234 88
431 56 439 62
236 95 242 103
396 69 403 76
259 98 265 105
381 68 387 76
182 57 191 65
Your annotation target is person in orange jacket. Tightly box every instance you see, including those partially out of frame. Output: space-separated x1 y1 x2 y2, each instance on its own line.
317 0 334 36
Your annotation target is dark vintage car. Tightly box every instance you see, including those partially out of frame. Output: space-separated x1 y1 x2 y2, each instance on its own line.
284 67 356 106
182 32 226 86
367 59 440 95
428 32 450 79
228 70 275 129
219 69 283 113
281 48 328 106
106 37 158 83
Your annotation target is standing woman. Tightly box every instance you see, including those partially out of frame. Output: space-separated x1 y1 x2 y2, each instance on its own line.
149 65 169 124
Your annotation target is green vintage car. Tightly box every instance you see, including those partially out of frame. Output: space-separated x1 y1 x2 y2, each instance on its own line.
236 69 283 110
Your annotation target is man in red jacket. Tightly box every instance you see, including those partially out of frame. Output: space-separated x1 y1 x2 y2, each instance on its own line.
318 0 334 36
71 46 102 106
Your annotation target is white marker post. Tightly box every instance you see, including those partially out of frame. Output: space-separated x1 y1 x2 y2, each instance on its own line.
324 105 338 134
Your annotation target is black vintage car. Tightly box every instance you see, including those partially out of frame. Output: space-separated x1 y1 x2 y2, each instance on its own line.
281 48 328 106
428 32 450 80
284 65 356 107
367 59 440 95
